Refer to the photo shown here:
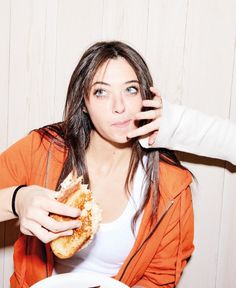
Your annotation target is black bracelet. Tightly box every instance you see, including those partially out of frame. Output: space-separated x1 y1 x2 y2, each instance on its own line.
12 185 27 217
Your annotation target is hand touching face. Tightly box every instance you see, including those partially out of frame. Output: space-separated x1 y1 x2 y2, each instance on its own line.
127 87 163 146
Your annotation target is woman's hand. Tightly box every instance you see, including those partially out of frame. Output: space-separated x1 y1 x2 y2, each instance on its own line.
15 185 81 243
127 87 163 146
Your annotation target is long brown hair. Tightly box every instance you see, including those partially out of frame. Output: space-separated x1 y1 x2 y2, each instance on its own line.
38 41 187 228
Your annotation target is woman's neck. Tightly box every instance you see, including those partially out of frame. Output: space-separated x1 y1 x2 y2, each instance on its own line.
86 131 132 176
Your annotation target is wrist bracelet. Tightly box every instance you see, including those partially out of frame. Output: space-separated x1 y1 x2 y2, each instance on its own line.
12 185 27 217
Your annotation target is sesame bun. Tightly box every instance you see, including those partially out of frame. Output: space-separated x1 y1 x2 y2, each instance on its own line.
50 173 102 259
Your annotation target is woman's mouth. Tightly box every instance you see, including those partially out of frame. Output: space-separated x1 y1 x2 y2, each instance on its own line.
112 119 131 128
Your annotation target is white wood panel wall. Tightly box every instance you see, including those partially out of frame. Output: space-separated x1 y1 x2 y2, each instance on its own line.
0 0 236 287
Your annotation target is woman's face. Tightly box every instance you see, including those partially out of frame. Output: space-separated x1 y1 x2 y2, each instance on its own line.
85 57 143 144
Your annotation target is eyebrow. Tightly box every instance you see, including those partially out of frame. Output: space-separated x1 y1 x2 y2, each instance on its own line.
91 80 140 87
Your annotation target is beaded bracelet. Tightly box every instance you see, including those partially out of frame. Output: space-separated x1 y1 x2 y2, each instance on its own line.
11 185 27 217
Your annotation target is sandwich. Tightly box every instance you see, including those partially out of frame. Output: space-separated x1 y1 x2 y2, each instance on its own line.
50 173 102 259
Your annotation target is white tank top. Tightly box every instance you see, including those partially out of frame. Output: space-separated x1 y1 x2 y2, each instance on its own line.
53 161 145 276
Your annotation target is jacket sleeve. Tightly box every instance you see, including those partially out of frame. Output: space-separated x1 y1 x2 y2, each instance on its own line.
0 132 40 188
135 187 194 288
139 99 236 165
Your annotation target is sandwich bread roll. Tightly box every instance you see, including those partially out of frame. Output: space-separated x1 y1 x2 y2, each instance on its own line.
50 173 102 259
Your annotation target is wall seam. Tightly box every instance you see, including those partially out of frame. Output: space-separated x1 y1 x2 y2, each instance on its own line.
6 0 12 148
214 34 236 288
180 0 190 104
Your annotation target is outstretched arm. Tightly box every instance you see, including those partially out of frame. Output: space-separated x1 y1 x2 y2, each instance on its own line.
0 132 81 243
128 87 236 165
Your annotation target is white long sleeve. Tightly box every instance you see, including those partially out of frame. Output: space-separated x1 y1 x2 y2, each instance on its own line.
140 100 236 165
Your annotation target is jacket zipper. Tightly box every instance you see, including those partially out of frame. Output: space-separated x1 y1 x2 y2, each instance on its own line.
118 200 174 282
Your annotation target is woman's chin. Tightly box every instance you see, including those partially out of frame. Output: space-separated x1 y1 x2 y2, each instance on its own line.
92 130 135 147
109 135 134 147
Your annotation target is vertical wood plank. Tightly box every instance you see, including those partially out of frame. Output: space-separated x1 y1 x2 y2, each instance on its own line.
0 0 10 151
54 0 104 122
146 0 188 102
216 35 236 288
7 0 34 145
26 0 59 129
181 1 233 116
102 0 149 54
0 1 11 287
7 0 59 148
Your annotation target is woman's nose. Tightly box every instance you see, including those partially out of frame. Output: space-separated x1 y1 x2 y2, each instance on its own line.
112 96 125 114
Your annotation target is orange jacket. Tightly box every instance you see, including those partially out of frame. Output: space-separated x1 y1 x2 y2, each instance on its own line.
0 132 194 288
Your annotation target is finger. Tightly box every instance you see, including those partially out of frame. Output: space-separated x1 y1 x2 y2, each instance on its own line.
28 221 74 243
128 120 160 138
36 214 81 233
142 98 162 109
150 86 161 97
46 229 74 243
41 199 81 218
135 109 161 120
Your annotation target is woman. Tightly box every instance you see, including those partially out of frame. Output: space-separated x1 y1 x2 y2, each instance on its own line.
0 41 194 288
130 88 236 165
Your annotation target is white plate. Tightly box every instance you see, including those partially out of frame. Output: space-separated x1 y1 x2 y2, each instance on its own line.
30 271 129 288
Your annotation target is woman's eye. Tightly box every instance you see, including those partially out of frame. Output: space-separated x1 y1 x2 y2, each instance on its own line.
126 86 138 94
94 88 107 97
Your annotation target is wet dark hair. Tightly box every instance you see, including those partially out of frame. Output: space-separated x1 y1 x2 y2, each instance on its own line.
38 41 188 230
